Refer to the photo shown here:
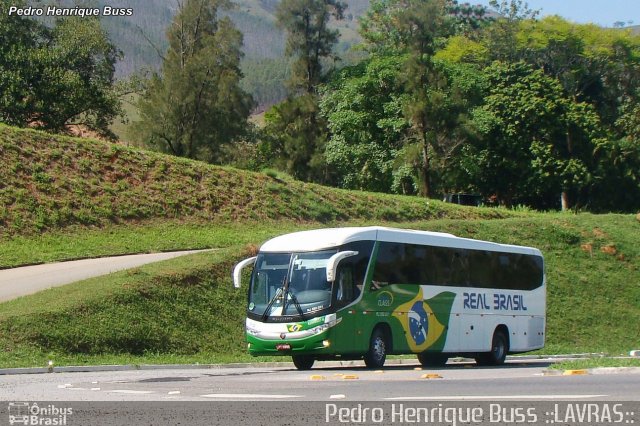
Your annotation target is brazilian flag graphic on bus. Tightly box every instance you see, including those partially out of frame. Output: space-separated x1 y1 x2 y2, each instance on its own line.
391 288 456 352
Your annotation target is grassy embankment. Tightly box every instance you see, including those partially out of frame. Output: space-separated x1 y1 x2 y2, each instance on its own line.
0 125 638 368
0 124 510 267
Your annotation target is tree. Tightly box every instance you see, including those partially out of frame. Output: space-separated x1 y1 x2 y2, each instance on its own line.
261 0 345 182
360 0 481 197
0 1 122 137
360 0 489 54
37 17 122 135
482 0 539 62
0 0 44 126
588 137 640 212
352 0 494 197
468 62 598 209
262 94 331 182
500 16 640 209
320 54 410 192
447 1 492 38
587 99 640 212
440 13 640 210
134 0 253 162
276 0 345 94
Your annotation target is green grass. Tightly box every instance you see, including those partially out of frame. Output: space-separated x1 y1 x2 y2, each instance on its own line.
0 247 292 368
0 124 515 243
550 358 640 370
0 220 308 268
0 214 638 368
0 124 638 368
0 247 247 368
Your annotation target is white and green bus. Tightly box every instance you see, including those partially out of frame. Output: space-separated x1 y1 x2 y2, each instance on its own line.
233 227 545 370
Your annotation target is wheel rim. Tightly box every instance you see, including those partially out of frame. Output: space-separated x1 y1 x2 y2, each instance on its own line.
372 336 385 362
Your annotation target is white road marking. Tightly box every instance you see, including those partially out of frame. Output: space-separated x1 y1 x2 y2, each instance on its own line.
108 390 155 394
200 393 302 399
385 395 607 401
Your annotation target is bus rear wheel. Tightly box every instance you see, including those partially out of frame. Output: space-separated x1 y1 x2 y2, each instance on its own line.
475 329 508 366
292 355 315 370
417 352 448 367
364 328 387 368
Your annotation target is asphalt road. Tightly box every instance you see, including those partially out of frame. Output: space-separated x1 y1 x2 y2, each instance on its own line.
0 250 210 302
1 360 638 425
1 359 638 402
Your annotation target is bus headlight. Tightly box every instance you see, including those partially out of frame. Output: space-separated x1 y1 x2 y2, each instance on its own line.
322 340 331 348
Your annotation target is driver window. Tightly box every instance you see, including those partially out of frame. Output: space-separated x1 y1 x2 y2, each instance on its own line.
335 266 356 307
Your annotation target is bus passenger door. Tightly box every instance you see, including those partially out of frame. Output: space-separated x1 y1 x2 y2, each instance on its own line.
330 264 368 354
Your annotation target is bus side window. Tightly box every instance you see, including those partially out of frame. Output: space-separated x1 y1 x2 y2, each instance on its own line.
451 250 471 287
335 266 356 307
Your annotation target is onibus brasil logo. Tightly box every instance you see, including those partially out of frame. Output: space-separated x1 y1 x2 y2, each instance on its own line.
8 402 73 425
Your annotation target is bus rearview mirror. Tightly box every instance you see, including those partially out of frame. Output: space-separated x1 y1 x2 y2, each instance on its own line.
233 256 257 288
326 251 358 282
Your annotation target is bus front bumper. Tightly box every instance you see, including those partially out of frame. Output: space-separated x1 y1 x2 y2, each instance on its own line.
245 314 339 356
247 329 332 356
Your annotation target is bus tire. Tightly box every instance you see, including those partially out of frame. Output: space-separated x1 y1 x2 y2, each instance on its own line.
364 328 387 368
475 329 508 366
417 352 448 367
292 355 315 370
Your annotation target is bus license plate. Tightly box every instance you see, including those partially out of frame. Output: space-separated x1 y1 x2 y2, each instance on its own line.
276 344 291 351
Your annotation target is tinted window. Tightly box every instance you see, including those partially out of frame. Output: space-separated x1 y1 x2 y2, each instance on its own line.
335 241 374 307
373 242 543 290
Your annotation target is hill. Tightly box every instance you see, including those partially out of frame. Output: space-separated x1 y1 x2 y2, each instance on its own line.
627 25 640 35
0 125 638 368
0 124 508 241
23 0 369 110
95 0 369 75
96 0 369 109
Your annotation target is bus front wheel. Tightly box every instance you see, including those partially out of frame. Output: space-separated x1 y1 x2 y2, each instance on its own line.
475 329 508 366
292 355 315 370
364 328 387 368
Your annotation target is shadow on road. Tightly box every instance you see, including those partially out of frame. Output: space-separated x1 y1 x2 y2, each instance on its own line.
305 358 555 372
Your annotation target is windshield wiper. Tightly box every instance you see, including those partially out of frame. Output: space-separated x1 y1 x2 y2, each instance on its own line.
261 286 284 322
283 289 305 319
260 254 307 321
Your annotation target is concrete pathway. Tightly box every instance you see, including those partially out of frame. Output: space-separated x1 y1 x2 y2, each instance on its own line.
0 250 211 302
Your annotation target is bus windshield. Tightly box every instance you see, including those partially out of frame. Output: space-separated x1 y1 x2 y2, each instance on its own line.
248 250 336 319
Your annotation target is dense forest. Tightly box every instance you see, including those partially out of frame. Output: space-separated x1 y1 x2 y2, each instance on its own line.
2 0 640 212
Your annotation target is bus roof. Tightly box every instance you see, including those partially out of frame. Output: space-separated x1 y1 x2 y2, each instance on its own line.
259 226 542 257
